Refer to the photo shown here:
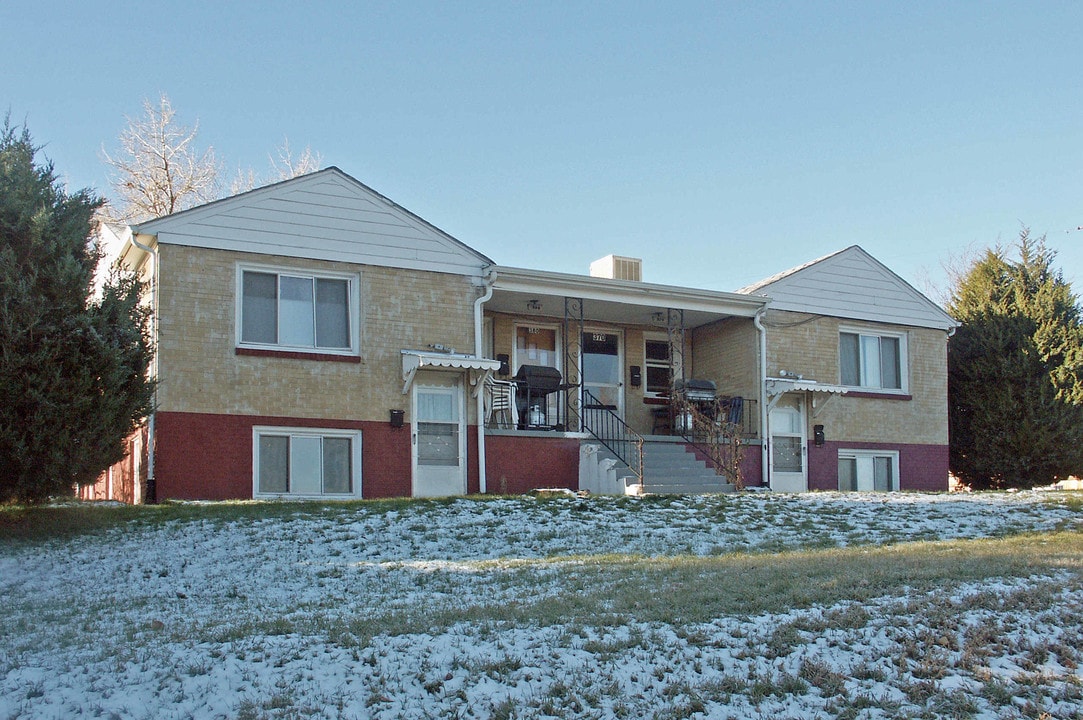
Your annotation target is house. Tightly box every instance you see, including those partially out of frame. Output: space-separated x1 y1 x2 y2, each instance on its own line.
737 246 959 492
84 168 956 502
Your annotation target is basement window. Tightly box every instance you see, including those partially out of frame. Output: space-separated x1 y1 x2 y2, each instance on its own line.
253 427 362 498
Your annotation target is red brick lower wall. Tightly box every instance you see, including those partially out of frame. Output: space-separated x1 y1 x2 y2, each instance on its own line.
155 411 424 500
80 426 148 503
807 441 949 492
484 435 581 494
685 441 765 488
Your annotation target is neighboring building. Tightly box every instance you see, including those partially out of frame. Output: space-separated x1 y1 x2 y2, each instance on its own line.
86 169 956 502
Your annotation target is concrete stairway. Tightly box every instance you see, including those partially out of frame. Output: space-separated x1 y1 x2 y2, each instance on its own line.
581 439 735 495
633 440 736 495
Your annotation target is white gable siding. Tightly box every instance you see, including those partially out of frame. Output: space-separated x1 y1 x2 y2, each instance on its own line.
748 247 957 330
139 170 490 277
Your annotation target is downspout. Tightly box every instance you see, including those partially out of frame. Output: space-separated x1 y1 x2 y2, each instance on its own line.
753 306 769 489
131 232 159 503
473 268 497 494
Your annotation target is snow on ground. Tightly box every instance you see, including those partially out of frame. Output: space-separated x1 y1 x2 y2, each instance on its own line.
1 490 1081 719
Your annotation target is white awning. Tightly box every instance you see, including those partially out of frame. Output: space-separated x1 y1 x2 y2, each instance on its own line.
401 350 502 394
766 377 850 417
766 378 850 398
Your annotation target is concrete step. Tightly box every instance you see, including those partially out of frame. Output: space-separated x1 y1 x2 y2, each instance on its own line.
631 480 736 495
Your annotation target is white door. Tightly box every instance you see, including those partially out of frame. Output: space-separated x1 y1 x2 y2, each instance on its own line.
413 383 466 497
769 394 807 492
582 330 623 417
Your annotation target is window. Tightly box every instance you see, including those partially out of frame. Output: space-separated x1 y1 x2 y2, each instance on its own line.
238 267 358 354
644 335 672 395
838 450 899 492
253 428 361 497
839 330 905 391
515 325 558 372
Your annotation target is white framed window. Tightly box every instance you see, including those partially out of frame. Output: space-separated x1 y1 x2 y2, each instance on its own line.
237 265 360 355
839 328 907 392
252 427 362 498
513 323 561 374
644 333 672 396
838 449 899 492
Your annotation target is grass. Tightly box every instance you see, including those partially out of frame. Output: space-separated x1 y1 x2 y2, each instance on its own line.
3 492 1082 719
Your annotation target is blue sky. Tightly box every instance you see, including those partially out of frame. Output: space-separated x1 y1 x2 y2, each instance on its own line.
3 1 1081 298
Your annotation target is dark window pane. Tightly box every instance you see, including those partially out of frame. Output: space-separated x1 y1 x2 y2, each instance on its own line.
874 456 893 491
840 333 860 386
838 457 857 491
881 337 901 389
242 272 277 344
646 365 671 394
645 339 670 362
316 279 350 348
258 435 289 493
322 437 352 493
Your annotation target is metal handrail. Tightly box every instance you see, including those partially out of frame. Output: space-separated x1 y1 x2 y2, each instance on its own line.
579 389 644 483
673 398 746 490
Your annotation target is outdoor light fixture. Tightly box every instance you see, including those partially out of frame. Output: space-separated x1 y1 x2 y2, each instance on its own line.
527 299 542 311
814 424 825 447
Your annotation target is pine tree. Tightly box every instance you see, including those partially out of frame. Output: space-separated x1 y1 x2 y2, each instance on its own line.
0 120 155 503
948 229 1083 489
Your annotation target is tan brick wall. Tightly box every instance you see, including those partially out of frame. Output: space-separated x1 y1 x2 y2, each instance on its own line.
156 244 480 422
763 309 949 445
692 318 759 401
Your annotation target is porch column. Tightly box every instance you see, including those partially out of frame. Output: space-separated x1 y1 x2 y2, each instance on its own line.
563 297 584 431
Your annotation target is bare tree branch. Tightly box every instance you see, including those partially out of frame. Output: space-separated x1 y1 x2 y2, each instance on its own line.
101 94 220 224
270 137 322 180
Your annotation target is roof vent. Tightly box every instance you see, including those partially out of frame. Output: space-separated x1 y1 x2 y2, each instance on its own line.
590 254 642 282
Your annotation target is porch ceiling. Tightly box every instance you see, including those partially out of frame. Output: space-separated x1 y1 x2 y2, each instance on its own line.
488 266 766 330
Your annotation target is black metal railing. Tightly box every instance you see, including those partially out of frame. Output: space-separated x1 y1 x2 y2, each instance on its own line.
579 389 644 484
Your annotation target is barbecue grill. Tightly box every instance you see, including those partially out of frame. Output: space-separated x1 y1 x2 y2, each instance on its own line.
514 365 564 429
673 378 718 403
672 378 719 432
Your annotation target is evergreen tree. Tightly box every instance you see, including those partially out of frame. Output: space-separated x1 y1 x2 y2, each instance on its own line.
0 120 154 503
948 229 1083 489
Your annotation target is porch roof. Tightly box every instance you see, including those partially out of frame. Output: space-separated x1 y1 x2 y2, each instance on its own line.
487 266 767 329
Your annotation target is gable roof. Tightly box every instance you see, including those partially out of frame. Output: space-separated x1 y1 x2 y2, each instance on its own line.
737 245 958 331
133 167 493 276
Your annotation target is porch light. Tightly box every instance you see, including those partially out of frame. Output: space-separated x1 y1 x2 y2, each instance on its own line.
527 299 542 311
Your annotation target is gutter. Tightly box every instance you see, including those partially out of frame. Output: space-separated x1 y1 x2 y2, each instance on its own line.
753 306 769 489
130 232 159 504
473 268 497 494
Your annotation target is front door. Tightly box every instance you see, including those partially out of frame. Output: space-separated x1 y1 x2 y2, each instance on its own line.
769 394 807 492
412 382 466 497
582 331 623 416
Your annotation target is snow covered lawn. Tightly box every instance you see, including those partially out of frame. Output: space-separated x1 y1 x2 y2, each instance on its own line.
2 491 1081 719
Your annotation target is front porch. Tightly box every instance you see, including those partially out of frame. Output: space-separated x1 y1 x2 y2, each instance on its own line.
480 265 768 492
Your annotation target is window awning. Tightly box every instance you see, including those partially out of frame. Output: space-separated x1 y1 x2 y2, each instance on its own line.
401 350 502 395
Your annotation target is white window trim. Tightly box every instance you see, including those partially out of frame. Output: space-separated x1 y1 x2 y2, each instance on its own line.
839 325 908 394
838 449 900 492
252 426 363 499
236 263 361 357
512 322 562 375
